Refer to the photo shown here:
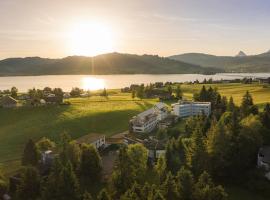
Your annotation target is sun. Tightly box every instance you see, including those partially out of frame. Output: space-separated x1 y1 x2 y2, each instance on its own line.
68 22 114 56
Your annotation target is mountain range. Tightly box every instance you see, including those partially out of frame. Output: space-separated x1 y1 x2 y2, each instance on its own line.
1 50 270 76
0 53 220 76
170 50 270 72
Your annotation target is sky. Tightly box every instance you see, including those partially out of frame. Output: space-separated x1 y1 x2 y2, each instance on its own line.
0 0 270 59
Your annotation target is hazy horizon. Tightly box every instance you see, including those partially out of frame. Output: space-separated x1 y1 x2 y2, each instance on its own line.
1 0 270 59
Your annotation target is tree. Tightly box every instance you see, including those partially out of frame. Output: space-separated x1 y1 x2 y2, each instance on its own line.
161 172 179 200
155 156 167 183
165 138 185 174
16 166 41 200
176 167 194 200
167 85 173 96
101 88 108 97
53 88 64 98
240 91 258 117
194 171 227 200
36 137 56 152
111 144 148 198
131 89 136 99
206 121 230 179
227 96 235 112
82 191 94 200
261 103 270 129
186 128 208 177
175 85 183 99
11 86 18 98
79 144 102 182
152 191 165 200
22 139 39 166
136 84 145 99
70 87 83 97
97 189 111 200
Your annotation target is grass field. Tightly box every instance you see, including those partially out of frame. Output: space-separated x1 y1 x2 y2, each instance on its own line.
181 83 270 109
0 92 158 175
0 83 270 178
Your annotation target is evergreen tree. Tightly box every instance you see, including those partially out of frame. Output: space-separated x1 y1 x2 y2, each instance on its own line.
167 85 173 96
175 85 183 99
206 121 230 179
111 144 148 198
165 137 185 174
136 84 145 99
194 171 227 200
131 89 136 99
42 160 80 200
79 144 102 182
155 156 167 183
101 88 108 97
176 167 194 200
16 166 41 200
97 189 111 200
240 91 258 117
161 172 179 200
261 103 270 129
22 139 39 166
186 128 208 177
227 96 235 112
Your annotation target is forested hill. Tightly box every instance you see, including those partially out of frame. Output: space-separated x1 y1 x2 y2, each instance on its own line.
0 53 220 76
169 50 270 72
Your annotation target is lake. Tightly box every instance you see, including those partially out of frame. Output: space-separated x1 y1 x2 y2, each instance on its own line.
0 73 269 92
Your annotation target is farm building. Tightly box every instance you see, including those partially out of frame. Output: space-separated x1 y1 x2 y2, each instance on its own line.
1 96 17 108
76 133 106 149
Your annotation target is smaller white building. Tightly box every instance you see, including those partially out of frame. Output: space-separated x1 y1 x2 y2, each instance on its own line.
130 102 169 133
76 133 106 149
172 101 211 118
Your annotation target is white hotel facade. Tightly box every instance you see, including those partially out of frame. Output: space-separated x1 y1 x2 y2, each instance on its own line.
172 101 211 118
130 102 169 133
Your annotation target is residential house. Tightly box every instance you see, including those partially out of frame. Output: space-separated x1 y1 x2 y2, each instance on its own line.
76 133 106 149
1 96 17 108
130 102 169 133
256 77 270 84
44 93 63 104
172 100 211 118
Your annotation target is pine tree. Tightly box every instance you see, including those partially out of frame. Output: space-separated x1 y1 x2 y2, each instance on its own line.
206 121 229 179
155 156 167 184
131 89 136 99
16 166 41 200
186 128 208 177
227 96 235 112
22 139 39 166
42 160 80 200
194 171 227 200
261 103 270 129
161 172 179 200
79 144 102 183
240 91 258 117
176 167 194 200
175 85 183 99
97 189 111 200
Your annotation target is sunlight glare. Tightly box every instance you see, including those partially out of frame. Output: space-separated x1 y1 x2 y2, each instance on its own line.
82 77 105 91
68 21 113 56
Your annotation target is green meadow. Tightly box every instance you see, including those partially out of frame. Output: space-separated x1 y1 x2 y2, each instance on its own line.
0 83 270 177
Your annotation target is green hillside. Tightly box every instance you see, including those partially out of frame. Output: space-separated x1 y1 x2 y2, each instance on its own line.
170 51 270 72
0 53 220 76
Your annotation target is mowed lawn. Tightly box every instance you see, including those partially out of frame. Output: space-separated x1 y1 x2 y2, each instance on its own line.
0 93 157 174
181 83 270 109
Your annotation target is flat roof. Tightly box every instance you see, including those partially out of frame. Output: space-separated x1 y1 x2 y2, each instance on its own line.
76 133 105 144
